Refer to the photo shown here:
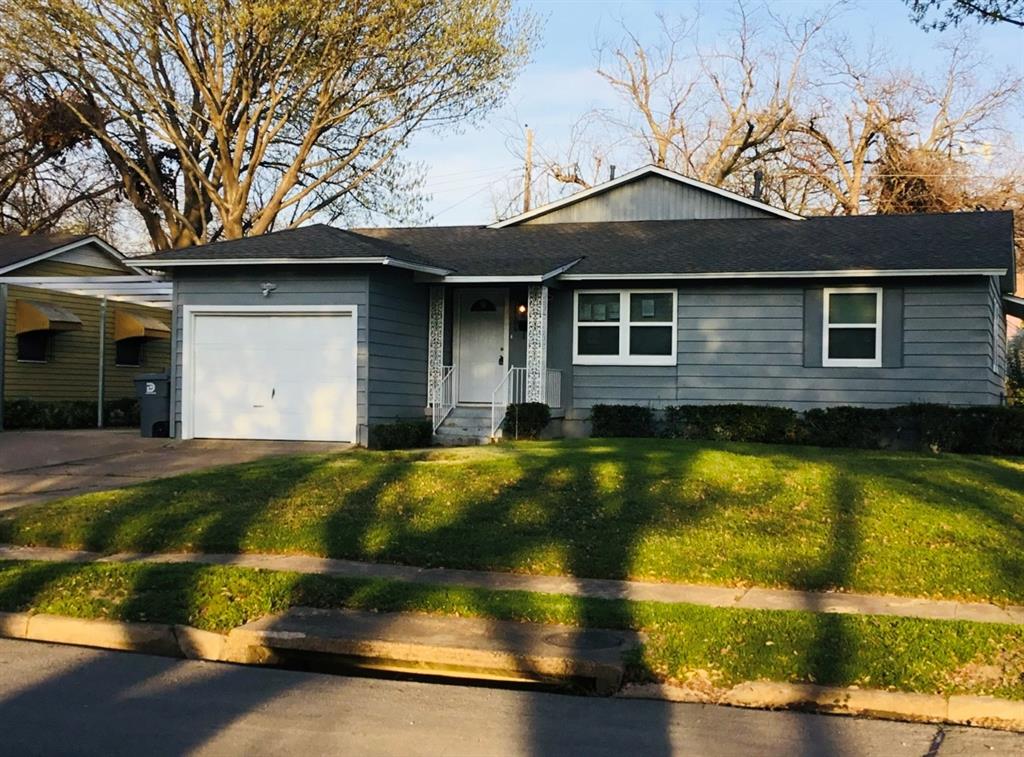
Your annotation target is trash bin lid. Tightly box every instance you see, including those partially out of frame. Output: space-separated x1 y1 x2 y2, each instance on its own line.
133 372 170 381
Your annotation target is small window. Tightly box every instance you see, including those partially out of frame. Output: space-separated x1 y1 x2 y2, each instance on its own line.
469 298 497 312
823 288 882 367
574 290 676 365
17 330 50 362
116 337 146 367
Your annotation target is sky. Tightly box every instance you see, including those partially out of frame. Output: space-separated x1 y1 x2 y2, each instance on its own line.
396 0 1024 228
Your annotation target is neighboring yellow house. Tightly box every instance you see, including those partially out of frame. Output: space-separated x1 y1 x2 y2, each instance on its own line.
0 234 172 430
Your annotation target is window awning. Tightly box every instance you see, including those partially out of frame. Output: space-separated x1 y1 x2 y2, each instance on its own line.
15 299 83 334
1005 295 1024 320
114 310 171 341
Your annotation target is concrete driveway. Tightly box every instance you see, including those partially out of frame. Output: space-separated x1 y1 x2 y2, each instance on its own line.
0 429 350 510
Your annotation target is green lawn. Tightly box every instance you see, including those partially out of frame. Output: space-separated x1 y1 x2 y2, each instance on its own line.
1 439 1022 604
1 559 1021 700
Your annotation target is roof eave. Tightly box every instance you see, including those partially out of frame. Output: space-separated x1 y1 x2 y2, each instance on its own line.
138 256 451 276
559 268 1007 281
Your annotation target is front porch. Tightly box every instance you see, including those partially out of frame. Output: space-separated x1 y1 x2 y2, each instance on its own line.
425 283 563 440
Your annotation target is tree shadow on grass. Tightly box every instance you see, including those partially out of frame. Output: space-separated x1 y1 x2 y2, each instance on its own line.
311 439 730 756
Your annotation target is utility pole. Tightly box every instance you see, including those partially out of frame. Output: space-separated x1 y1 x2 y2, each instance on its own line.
523 125 533 213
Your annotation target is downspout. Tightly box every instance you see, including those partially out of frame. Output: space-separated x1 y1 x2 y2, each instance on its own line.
0 283 7 431
97 297 106 428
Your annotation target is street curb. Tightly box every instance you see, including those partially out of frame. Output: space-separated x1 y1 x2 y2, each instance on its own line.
618 682 1024 733
0 614 1020 732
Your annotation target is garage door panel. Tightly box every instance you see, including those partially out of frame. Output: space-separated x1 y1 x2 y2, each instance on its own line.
189 311 357 442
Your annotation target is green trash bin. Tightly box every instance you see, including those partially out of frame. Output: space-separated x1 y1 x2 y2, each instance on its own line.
133 372 170 438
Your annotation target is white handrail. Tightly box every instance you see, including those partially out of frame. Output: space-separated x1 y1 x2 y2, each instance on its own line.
491 365 526 437
431 365 455 432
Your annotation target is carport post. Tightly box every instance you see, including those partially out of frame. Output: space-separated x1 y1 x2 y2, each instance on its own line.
97 297 106 429
0 283 6 431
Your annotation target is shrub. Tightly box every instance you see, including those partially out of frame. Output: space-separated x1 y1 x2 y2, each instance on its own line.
3 398 140 430
590 404 655 437
663 404 799 444
1008 331 1024 406
368 419 432 450
502 402 551 440
592 401 1024 457
909 404 1024 456
800 406 902 449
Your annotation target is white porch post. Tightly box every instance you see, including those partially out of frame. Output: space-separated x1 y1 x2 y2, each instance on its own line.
525 284 548 403
427 285 445 404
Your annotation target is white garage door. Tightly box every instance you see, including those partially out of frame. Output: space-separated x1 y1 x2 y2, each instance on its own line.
189 310 357 442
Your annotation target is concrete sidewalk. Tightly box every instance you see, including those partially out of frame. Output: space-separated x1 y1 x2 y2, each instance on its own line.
2 543 1021 626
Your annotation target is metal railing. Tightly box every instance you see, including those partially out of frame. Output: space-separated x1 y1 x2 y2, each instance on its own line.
431 365 455 431
546 368 562 410
490 365 526 437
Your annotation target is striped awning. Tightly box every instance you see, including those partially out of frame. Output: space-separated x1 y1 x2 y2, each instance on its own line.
15 299 83 334
114 309 171 341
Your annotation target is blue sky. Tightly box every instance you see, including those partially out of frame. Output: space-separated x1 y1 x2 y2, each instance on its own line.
398 0 1023 227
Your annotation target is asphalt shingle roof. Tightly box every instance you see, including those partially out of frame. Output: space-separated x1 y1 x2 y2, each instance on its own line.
135 212 1015 285
136 224 438 268
0 233 90 269
360 212 1014 277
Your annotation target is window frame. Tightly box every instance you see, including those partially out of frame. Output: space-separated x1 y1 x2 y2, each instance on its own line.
16 330 51 363
115 336 146 368
573 288 677 366
822 287 883 368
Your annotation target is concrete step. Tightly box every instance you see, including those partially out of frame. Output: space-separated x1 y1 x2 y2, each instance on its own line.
433 434 492 447
435 425 492 436
223 607 642 694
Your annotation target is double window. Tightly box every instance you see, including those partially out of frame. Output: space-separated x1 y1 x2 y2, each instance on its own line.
822 288 882 367
574 289 676 365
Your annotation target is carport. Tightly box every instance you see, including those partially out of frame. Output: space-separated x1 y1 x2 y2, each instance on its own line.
0 274 172 431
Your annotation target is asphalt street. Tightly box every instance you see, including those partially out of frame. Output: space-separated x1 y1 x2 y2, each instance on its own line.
0 638 1018 756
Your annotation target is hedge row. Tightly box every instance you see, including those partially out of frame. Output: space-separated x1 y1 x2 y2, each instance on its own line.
591 402 1024 456
367 419 432 450
3 398 140 430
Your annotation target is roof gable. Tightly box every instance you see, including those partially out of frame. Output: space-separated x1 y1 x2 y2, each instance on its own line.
490 165 802 227
0 234 130 275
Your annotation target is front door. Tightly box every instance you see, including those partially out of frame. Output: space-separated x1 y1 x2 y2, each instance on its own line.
455 287 507 403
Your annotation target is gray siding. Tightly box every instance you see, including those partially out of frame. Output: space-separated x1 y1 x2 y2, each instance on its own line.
568 277 1005 414
367 269 428 424
521 175 774 224
986 274 1007 399
170 266 370 440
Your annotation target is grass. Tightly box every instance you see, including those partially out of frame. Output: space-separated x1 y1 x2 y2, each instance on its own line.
1 439 1022 604
0 559 1021 701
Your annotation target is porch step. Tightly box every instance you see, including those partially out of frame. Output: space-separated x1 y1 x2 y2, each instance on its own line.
433 405 497 446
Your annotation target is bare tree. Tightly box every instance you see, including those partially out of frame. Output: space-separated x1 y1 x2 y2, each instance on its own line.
905 0 1024 30
591 5 832 191
0 77 119 234
1 0 535 248
783 34 1020 215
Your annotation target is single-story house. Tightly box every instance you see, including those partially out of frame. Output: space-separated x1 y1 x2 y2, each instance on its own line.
0 234 172 430
133 166 1019 445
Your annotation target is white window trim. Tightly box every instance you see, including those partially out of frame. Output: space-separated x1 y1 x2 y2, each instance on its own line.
573 289 677 366
822 287 883 368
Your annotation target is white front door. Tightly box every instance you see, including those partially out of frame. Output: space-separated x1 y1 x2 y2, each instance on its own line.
189 310 357 442
455 288 507 403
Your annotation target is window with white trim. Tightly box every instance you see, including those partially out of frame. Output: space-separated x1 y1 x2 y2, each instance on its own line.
574 289 676 365
822 288 882 367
